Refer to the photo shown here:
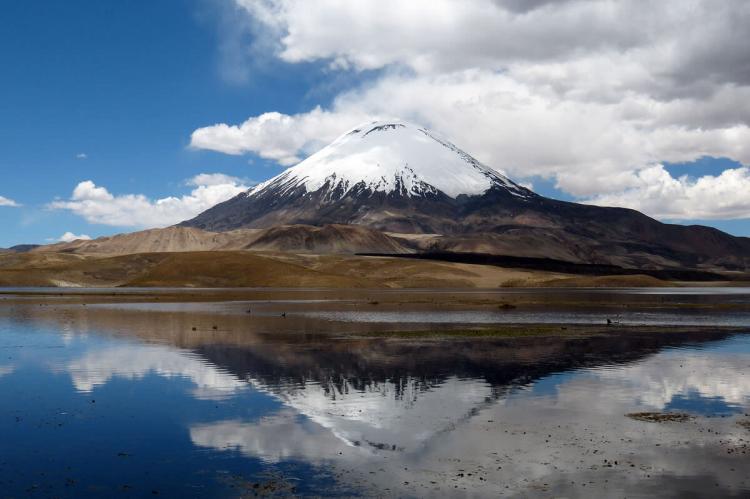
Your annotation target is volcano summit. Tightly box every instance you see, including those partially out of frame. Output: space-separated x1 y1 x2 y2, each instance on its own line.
183 120 749 270
247 121 532 199
184 120 536 233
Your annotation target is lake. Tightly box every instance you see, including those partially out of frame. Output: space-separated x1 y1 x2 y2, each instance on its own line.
0 288 749 497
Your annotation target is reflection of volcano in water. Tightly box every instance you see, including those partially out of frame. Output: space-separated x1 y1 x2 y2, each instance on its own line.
191 330 738 451
22 303 741 454
195 328 738 397
6 301 749 498
184 330 750 499
37 303 749 496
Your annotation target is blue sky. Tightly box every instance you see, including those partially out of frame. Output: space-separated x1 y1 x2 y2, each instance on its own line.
1 1 749 247
0 1 315 246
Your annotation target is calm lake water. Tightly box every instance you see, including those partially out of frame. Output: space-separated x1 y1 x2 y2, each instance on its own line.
0 288 749 497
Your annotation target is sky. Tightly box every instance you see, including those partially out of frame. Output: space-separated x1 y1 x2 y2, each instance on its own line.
1 0 749 247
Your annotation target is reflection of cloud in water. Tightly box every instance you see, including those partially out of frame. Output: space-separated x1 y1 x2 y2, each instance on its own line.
67 345 246 400
0 365 14 377
591 350 750 410
191 409 358 464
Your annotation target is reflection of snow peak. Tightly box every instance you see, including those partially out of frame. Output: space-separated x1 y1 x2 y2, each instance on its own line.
247 375 494 452
67 345 245 400
0 365 14 377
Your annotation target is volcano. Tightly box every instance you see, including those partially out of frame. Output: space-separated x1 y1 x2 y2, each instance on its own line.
182 120 750 270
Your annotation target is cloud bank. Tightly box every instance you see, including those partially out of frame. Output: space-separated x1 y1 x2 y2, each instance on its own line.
585 165 750 220
191 0 750 220
49 173 250 228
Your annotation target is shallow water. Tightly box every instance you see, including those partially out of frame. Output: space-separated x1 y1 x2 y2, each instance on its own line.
77 286 750 327
1 290 749 497
296 308 750 326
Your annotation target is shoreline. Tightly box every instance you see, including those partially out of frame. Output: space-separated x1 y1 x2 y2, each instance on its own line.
2 285 749 309
1 288 748 344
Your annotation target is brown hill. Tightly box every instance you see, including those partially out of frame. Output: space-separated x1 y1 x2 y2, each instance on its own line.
34 225 411 256
35 227 255 255
0 250 562 288
243 224 410 254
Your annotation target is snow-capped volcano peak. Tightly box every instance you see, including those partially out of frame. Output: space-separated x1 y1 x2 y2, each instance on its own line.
248 120 532 200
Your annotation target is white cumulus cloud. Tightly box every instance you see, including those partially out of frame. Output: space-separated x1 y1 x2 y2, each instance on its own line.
58 232 92 243
585 165 750 220
49 173 251 228
192 0 750 221
190 109 358 165
186 172 244 187
0 196 20 207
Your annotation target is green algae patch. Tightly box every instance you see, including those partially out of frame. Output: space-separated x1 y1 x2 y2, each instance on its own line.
626 412 693 423
354 325 601 339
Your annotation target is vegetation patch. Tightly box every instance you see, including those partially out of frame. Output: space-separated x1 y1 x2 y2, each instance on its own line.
354 325 589 339
626 412 693 423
